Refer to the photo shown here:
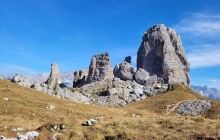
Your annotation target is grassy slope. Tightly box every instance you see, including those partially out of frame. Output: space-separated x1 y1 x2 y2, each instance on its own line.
0 80 220 139
124 83 220 119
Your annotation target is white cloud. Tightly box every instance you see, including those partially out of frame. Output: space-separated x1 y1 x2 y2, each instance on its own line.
187 44 220 68
175 12 220 37
208 79 220 83
0 64 39 76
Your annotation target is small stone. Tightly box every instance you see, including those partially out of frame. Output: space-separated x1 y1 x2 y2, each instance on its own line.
86 120 92 126
3 98 9 101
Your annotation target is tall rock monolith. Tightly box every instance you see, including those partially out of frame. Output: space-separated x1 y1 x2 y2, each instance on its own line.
137 24 190 85
45 63 62 86
86 52 114 84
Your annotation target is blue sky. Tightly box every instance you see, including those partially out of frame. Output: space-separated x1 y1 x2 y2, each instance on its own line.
0 0 220 89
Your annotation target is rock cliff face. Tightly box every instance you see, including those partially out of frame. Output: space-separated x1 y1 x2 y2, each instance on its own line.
86 52 114 84
73 69 89 87
45 63 62 86
137 24 190 85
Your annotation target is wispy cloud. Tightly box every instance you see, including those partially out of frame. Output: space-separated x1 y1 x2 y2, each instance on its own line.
187 44 220 68
175 12 220 37
0 64 39 76
174 12 220 68
208 79 220 83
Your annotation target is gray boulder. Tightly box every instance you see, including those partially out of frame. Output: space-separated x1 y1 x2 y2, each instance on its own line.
134 68 149 85
61 91 90 103
11 74 31 88
133 88 143 97
137 24 190 85
145 74 157 85
114 61 136 80
107 88 118 95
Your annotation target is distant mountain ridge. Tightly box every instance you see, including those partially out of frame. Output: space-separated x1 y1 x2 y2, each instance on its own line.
191 85 220 101
0 71 74 87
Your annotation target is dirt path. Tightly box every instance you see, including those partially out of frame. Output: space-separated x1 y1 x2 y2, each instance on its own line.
166 100 195 115
166 85 197 115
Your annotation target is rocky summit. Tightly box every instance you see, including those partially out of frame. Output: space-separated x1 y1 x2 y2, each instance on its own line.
137 24 190 85
45 63 62 86
86 52 114 84
73 69 89 88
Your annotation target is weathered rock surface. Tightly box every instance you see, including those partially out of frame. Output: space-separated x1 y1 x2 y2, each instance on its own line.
73 69 88 87
45 63 62 87
176 100 212 116
114 61 136 81
137 24 190 85
79 77 168 107
134 68 150 85
124 56 131 64
11 74 31 88
86 52 114 84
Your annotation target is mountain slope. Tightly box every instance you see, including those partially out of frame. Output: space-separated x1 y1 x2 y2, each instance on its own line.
124 83 220 119
0 80 220 139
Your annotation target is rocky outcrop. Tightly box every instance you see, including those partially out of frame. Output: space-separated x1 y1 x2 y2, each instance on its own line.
86 52 114 84
11 74 31 88
137 24 190 85
176 100 212 116
113 61 136 81
73 69 88 87
79 77 168 107
124 56 131 64
45 63 62 87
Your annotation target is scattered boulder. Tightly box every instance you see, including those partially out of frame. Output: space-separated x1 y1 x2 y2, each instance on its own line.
51 133 61 140
46 104 55 110
114 61 136 80
11 127 25 132
107 88 118 95
86 119 97 126
86 52 114 84
45 63 62 87
3 98 9 101
137 24 190 85
11 74 31 88
18 131 39 140
146 74 157 85
0 131 39 140
134 68 149 85
85 116 103 126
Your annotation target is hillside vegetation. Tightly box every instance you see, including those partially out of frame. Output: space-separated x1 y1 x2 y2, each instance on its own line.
0 80 220 139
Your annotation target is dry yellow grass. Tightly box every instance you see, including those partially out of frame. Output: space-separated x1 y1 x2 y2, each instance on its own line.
0 80 220 139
